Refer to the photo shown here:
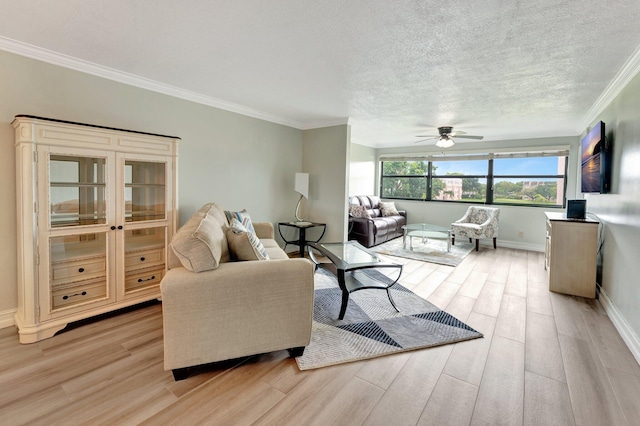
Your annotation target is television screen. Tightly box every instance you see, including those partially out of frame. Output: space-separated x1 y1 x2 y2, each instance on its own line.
581 121 606 193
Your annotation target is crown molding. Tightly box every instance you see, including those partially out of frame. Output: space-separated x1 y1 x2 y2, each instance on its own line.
300 118 350 130
0 36 308 129
579 44 640 132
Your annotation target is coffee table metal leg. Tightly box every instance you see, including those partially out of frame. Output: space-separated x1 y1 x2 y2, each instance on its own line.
386 288 399 313
337 270 349 320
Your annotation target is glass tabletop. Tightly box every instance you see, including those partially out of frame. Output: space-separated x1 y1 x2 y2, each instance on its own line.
320 242 379 264
403 223 451 233
308 241 399 271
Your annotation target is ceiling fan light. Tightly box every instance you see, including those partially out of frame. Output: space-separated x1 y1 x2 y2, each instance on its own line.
436 136 455 148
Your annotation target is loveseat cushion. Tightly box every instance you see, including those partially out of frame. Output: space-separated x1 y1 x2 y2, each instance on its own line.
224 209 256 234
199 203 231 263
171 211 225 272
349 204 371 218
261 239 290 260
380 201 400 216
226 219 270 261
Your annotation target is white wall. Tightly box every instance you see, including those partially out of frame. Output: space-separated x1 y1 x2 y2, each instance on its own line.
302 125 351 243
582 71 640 361
349 142 377 196
372 136 579 250
0 51 305 321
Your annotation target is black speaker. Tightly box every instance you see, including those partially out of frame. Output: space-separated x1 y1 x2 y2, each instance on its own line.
566 199 586 220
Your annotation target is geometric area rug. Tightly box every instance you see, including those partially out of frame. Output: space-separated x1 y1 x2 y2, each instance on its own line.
295 269 483 370
370 236 475 267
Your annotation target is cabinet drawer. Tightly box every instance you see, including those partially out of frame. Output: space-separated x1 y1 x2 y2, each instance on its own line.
52 279 107 310
52 256 107 283
125 248 164 272
125 267 164 293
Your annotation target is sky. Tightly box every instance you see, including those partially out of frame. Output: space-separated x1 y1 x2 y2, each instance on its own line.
433 157 562 176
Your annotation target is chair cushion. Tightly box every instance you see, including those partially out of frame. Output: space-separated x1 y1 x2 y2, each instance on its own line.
170 211 225 272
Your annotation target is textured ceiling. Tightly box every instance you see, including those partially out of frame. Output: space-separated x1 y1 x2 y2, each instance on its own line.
2 0 640 147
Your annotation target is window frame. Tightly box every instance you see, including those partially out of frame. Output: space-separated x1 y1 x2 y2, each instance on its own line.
379 151 569 208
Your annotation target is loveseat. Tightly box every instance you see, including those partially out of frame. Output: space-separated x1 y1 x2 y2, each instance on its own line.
160 203 315 380
348 196 407 248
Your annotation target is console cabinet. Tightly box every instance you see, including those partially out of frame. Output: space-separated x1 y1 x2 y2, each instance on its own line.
544 212 599 298
13 116 179 343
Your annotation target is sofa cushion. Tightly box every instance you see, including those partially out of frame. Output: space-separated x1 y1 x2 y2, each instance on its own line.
349 204 371 218
170 212 225 272
261 239 289 260
380 201 399 217
224 209 256 234
226 219 270 261
199 203 231 263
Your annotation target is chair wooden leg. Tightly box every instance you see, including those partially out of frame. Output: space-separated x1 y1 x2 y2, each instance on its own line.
469 237 473 243
475 239 479 251
452 235 456 245
493 237 497 249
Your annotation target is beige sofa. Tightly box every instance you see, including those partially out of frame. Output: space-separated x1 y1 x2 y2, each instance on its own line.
161 203 315 380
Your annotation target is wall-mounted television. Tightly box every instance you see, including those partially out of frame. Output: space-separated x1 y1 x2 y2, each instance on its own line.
581 121 610 193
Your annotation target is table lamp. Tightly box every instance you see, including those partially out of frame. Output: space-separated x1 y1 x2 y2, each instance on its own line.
294 172 310 224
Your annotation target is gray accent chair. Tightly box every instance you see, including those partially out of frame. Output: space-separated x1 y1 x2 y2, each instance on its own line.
451 206 500 251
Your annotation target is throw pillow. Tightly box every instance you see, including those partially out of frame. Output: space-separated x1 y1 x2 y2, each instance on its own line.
349 204 371 219
380 201 400 217
224 209 256 234
226 219 270 261
199 203 231 263
171 212 224 272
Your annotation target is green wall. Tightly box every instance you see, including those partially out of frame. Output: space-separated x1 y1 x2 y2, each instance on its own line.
0 51 306 319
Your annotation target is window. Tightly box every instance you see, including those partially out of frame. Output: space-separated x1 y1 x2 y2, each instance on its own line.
380 161 429 200
380 150 568 207
492 156 566 206
431 160 487 202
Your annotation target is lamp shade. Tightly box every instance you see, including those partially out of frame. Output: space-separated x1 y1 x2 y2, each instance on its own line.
295 173 309 198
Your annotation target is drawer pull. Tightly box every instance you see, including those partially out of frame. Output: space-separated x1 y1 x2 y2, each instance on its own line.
140 257 146 262
62 291 87 300
138 275 156 283
78 268 85 273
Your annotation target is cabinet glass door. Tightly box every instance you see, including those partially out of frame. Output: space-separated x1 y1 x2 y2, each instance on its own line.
125 160 165 222
49 155 107 228
49 232 108 311
123 226 166 293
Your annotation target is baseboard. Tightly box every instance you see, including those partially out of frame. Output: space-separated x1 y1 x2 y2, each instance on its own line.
493 239 544 253
0 309 16 330
598 286 640 365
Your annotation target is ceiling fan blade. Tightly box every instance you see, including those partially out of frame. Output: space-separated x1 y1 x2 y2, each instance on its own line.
453 135 484 140
414 137 436 144
416 135 438 138
450 130 467 136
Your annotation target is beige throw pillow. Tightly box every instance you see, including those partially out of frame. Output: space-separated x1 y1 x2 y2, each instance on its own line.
171 211 225 272
226 220 270 261
349 204 371 218
380 201 400 217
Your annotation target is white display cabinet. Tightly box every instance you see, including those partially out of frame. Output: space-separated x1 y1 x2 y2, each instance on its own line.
13 116 179 343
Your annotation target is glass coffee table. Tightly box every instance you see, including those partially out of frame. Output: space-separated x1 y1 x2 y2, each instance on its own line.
403 223 452 252
307 241 403 320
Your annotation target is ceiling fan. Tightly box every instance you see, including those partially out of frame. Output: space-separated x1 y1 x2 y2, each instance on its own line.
415 126 484 148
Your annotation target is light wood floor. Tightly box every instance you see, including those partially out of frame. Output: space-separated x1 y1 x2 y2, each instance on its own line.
1 247 639 425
